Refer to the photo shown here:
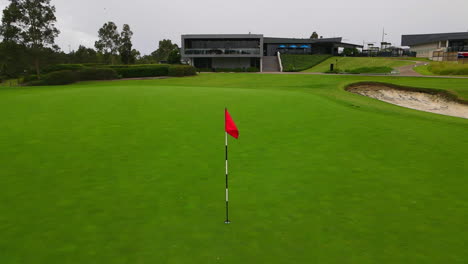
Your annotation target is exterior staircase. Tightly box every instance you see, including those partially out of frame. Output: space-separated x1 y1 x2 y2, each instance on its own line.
262 56 281 72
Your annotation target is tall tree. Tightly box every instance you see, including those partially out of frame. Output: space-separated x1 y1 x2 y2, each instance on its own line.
0 41 28 77
0 0 22 42
151 39 178 63
130 49 140 64
72 45 98 64
0 0 60 76
118 24 133 64
95 22 120 64
310 31 319 39
137 54 156 64
167 48 181 64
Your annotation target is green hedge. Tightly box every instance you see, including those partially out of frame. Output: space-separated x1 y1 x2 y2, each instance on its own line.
168 65 197 77
24 64 197 86
105 64 162 69
42 64 85 74
246 67 260 72
29 70 79 86
214 68 244 72
112 65 170 78
196 67 259 73
28 69 117 86
79 68 118 81
197 68 214 72
23 74 39 83
81 63 107 67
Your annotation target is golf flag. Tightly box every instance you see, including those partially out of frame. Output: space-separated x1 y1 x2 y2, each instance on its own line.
225 109 239 139
224 108 238 224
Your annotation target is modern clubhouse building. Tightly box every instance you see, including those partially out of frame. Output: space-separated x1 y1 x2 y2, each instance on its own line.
401 32 468 59
181 34 362 72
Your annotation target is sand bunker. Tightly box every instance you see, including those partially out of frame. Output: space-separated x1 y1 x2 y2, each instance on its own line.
346 83 468 119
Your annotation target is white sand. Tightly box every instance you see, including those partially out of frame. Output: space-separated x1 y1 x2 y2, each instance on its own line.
347 84 468 119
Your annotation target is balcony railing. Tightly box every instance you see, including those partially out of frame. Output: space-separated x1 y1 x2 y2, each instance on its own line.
447 46 468 52
184 48 260 55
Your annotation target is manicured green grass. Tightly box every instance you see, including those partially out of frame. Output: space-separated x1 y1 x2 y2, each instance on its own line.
281 54 331 72
413 64 433 75
428 62 468 75
415 63 468 77
393 57 431 62
1 74 468 263
305 57 417 73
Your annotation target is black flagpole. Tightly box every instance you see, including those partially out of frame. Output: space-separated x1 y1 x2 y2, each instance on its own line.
225 131 230 224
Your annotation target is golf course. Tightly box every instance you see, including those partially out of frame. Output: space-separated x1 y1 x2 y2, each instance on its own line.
1 73 467 263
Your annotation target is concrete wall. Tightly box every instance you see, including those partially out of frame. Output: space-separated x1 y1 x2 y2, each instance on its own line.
410 42 439 58
212 57 251 68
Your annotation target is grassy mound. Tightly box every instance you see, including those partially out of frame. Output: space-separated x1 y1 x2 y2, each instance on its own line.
414 62 468 76
428 62 468 75
413 64 433 75
305 57 416 73
1 74 468 263
281 54 331 72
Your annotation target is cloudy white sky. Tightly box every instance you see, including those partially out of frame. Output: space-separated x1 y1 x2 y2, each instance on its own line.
1 0 468 55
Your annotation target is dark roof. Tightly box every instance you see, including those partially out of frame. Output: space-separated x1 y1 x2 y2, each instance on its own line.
401 32 468 46
182 34 263 39
180 34 362 47
264 37 343 44
339 42 364 49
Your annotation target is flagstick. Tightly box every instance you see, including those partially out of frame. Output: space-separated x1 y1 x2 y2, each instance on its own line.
225 131 230 224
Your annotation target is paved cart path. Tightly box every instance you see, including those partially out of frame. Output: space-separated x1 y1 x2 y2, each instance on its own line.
395 61 427 76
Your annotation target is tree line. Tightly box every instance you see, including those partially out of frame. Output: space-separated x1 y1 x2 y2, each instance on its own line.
0 0 181 79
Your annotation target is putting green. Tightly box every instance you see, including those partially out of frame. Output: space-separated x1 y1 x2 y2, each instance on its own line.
0 73 467 263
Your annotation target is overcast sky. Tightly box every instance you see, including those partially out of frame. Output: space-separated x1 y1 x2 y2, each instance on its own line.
1 0 468 55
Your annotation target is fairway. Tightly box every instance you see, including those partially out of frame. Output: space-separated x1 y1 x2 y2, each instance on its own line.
1 74 468 263
304 57 416 72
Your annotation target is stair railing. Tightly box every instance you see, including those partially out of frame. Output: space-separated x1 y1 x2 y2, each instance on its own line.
277 52 283 72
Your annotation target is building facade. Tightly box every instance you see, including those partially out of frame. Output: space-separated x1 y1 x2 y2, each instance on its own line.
182 34 263 70
401 32 468 59
181 34 362 72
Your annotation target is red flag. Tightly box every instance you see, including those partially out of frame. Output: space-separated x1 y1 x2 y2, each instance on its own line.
225 109 239 139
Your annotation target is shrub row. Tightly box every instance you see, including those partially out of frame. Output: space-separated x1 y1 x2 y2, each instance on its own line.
112 65 170 78
105 64 162 69
79 68 118 81
28 70 79 86
25 65 197 86
168 65 197 77
197 67 259 73
42 64 85 74
112 65 197 78
28 69 118 86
